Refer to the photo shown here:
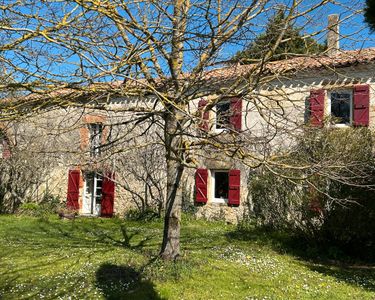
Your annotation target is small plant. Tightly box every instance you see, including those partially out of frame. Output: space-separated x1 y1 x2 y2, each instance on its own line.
39 193 63 213
16 193 63 218
17 202 42 217
143 257 193 282
125 208 160 221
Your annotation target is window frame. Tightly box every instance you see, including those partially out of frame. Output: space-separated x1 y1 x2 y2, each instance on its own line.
88 123 103 157
83 172 103 215
327 89 353 127
210 169 229 204
214 100 232 132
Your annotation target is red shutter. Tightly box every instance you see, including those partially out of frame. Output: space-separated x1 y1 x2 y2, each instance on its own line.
230 98 242 131
353 84 370 126
309 197 323 214
228 169 240 206
101 172 115 217
2 139 11 159
310 90 325 127
195 168 208 204
67 170 80 210
198 99 209 131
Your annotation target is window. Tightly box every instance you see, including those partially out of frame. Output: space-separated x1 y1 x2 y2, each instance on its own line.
198 98 242 132
309 85 370 127
328 90 352 125
67 169 115 216
215 99 242 132
89 123 103 157
213 171 229 203
195 168 240 206
216 101 231 130
83 172 103 215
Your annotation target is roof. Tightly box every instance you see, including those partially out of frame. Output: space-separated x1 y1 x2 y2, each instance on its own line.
2 48 375 107
203 48 375 81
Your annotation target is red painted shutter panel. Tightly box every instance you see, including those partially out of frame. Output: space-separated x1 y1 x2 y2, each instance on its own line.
230 98 242 131
353 84 370 126
228 169 240 206
310 90 325 127
198 99 209 131
195 168 208 204
101 172 115 217
2 139 11 159
67 170 80 210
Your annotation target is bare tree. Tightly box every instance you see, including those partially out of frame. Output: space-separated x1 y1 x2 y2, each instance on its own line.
0 1 368 260
116 143 166 217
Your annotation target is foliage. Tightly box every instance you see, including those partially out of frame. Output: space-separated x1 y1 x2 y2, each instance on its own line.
249 127 375 259
232 9 326 63
0 215 375 299
16 194 62 218
365 0 375 32
320 193 375 260
124 208 161 221
16 202 40 216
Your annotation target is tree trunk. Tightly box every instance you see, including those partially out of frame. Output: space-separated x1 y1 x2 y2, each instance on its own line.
160 110 184 260
160 158 184 260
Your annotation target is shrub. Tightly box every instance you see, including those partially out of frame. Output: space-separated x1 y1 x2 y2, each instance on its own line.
248 127 375 259
16 193 62 218
17 202 44 217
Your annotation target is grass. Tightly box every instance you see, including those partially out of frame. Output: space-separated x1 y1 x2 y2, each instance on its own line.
0 214 374 299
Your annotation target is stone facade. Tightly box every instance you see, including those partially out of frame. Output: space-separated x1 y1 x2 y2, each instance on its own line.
1 50 375 222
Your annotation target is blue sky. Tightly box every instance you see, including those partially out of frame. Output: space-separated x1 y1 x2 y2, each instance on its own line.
217 0 374 63
1 1 373 84
310 1 374 50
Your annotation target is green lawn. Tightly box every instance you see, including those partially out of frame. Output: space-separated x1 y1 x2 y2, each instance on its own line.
0 215 374 299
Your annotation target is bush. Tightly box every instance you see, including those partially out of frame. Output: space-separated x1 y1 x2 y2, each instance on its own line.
16 193 62 217
17 202 44 217
248 127 375 260
321 192 375 260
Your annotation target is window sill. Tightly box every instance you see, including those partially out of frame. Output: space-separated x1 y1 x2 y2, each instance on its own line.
214 128 229 133
211 198 227 205
329 123 351 128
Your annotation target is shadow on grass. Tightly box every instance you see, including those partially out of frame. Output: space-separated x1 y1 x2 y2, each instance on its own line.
226 225 375 292
96 263 163 300
97 223 153 250
35 218 154 251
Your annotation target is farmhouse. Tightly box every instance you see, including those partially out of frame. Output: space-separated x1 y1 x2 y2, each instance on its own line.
1 16 374 222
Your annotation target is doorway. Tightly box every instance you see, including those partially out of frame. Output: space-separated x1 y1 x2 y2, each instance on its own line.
82 172 103 215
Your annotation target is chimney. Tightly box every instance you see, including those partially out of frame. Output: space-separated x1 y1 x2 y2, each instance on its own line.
327 14 339 56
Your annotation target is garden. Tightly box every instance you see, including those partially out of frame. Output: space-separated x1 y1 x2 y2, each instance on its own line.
0 214 374 299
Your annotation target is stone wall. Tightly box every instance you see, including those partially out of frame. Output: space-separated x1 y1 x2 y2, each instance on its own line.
1 64 374 218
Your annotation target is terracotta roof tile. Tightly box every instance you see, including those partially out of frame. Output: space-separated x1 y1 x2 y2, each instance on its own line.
203 48 375 81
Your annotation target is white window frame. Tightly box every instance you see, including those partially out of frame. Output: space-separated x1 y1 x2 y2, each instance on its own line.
82 172 103 215
210 170 229 204
214 100 231 133
327 89 353 127
89 123 103 157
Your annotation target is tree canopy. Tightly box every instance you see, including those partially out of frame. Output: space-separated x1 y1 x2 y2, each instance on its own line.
232 9 326 63
365 0 375 32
